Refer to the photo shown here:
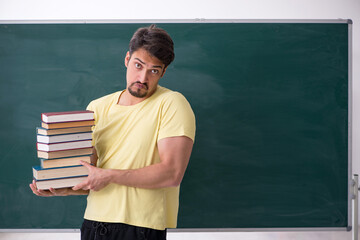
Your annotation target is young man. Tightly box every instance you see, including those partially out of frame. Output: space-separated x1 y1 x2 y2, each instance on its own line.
30 24 196 240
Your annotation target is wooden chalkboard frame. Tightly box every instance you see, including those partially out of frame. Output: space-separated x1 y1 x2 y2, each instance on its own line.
0 19 353 232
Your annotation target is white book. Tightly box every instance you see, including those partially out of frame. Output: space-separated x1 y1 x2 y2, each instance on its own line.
37 132 92 144
37 140 92 152
41 110 94 123
36 176 87 190
33 165 89 180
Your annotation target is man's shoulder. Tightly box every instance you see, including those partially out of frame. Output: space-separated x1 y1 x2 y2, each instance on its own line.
153 86 193 113
156 86 187 102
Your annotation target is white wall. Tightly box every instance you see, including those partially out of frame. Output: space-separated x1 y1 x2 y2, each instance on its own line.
0 0 359 239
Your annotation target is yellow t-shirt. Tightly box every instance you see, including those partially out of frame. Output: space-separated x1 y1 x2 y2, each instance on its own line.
84 86 196 230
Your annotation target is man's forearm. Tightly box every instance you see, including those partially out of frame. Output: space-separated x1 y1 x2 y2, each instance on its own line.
73 136 194 191
108 162 182 189
107 137 193 189
74 161 181 191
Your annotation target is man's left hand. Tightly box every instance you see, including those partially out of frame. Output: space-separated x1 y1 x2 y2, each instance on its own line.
72 161 112 191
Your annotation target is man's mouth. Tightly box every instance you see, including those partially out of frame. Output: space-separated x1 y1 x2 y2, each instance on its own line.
133 82 148 90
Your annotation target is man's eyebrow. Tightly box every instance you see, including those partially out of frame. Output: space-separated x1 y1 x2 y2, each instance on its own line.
134 58 163 69
135 58 145 64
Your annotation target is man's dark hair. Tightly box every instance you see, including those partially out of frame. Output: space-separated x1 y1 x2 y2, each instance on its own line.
129 24 175 68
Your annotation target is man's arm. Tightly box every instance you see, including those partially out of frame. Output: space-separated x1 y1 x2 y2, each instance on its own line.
73 136 194 191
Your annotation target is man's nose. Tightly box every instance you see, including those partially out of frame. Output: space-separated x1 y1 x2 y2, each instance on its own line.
138 70 148 83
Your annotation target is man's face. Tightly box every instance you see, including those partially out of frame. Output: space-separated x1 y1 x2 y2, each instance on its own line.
125 48 166 99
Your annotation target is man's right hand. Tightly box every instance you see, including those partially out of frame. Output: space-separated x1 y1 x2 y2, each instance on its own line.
29 180 88 197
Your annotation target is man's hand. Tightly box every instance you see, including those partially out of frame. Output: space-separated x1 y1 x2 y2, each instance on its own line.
72 161 111 191
30 179 89 197
29 180 71 197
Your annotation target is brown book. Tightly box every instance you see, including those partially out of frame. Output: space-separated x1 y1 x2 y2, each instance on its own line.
42 120 95 129
37 147 93 159
40 155 92 169
37 126 93 136
33 165 89 180
35 176 87 190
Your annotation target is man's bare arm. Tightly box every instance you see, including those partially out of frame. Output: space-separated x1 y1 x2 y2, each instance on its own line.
73 136 194 191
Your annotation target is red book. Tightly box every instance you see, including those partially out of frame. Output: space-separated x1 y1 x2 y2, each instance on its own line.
41 110 94 123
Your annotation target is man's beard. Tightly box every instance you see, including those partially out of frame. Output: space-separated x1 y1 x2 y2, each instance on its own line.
128 82 148 98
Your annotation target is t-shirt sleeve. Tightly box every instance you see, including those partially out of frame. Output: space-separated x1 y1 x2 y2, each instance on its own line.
158 92 196 142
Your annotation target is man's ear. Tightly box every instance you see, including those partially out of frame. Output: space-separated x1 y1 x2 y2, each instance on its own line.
125 51 130 67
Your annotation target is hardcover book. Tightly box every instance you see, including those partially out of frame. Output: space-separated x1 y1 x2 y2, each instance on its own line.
37 140 92 152
41 120 95 129
37 126 93 136
37 147 93 159
35 176 87 190
40 155 92 169
41 110 94 123
33 165 89 180
37 132 92 144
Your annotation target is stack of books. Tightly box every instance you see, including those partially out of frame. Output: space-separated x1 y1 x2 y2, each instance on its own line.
33 110 95 190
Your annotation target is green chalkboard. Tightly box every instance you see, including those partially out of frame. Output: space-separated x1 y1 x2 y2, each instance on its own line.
0 21 350 229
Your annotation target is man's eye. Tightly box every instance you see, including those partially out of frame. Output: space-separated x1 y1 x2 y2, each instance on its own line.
135 63 141 68
151 69 159 74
